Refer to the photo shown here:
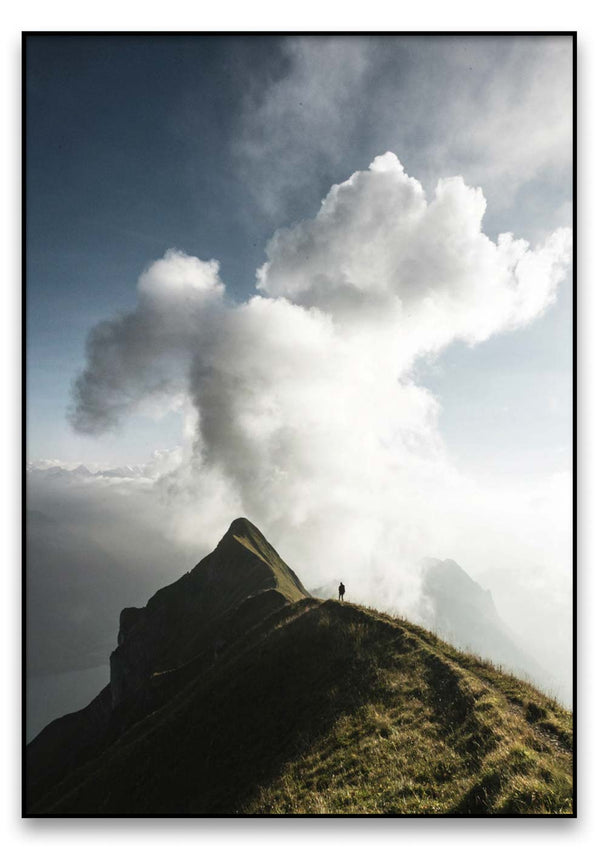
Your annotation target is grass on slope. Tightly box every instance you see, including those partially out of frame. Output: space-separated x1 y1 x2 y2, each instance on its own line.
247 603 573 815
31 600 572 816
249 605 572 814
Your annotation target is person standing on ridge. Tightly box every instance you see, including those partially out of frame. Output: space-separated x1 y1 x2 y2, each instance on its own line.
338 581 345 602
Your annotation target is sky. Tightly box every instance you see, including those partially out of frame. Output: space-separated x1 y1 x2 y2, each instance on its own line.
25 34 573 701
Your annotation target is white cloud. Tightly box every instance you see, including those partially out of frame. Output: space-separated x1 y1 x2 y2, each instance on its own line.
69 249 226 434
138 250 225 303
258 153 571 358
64 155 572 697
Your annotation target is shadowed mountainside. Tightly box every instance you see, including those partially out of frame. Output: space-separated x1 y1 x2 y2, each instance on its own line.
26 519 572 816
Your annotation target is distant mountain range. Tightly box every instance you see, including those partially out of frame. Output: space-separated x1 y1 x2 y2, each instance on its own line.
27 462 146 478
26 519 572 815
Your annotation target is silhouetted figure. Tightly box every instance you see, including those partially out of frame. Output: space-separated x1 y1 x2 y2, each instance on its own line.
338 581 345 602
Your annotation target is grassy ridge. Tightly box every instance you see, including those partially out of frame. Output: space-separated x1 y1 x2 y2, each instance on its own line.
30 599 572 815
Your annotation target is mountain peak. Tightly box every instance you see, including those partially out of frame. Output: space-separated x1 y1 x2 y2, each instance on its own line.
214 517 308 603
226 516 258 536
223 517 269 552
105 518 308 706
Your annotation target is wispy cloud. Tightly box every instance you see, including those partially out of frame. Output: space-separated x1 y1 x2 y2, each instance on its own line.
234 36 572 236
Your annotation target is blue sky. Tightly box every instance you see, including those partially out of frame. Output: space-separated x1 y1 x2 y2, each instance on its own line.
26 34 572 481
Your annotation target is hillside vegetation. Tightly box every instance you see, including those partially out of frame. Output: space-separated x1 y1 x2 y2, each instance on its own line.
26 520 572 816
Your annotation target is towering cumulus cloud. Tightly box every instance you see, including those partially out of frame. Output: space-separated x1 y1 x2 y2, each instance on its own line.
258 153 570 345
70 155 571 615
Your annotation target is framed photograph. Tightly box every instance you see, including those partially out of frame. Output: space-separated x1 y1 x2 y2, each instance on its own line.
24 32 574 816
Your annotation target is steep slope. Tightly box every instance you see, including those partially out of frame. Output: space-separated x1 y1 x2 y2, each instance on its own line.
26 521 572 816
